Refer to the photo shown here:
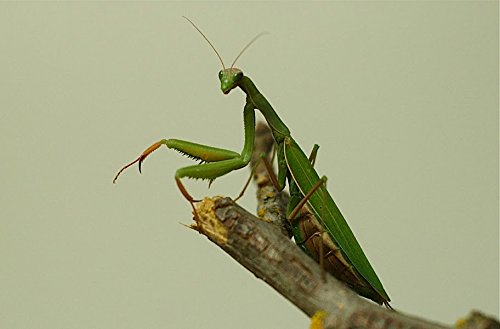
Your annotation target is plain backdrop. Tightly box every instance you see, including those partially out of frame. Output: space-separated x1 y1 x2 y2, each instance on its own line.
1 2 498 328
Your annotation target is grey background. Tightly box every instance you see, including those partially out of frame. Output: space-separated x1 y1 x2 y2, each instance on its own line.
1 2 498 328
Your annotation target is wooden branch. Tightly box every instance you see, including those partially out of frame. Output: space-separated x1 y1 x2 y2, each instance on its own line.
192 196 450 329
456 312 500 329
251 122 290 238
189 122 499 329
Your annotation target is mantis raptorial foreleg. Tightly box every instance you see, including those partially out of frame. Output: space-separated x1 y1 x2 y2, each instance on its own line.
113 140 240 183
114 102 256 214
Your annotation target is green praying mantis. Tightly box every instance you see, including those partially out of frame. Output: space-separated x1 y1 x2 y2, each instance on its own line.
114 17 391 308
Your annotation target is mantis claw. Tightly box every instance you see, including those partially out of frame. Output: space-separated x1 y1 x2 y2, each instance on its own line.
138 155 145 174
113 141 164 183
113 156 141 183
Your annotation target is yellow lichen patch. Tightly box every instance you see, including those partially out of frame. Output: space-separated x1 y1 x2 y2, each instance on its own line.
454 317 466 328
309 310 328 329
265 190 275 198
257 208 267 217
194 197 228 245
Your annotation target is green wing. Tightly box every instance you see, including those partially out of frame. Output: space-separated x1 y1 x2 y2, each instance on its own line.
284 137 390 302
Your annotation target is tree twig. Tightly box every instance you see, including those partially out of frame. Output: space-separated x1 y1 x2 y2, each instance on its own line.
189 122 498 329
251 122 290 237
193 196 453 329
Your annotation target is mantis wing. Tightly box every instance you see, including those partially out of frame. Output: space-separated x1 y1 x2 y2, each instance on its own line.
283 137 390 303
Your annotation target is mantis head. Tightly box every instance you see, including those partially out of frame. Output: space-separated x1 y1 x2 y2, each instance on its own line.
182 16 267 94
219 68 243 94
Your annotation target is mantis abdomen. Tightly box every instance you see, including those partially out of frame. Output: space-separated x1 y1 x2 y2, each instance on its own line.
293 210 389 305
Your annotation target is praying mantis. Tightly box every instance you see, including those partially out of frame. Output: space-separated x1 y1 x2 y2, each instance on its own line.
114 17 391 308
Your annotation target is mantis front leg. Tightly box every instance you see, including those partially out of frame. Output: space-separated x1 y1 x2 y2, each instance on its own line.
114 102 256 212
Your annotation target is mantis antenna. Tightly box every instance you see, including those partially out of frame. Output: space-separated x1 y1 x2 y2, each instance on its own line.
182 16 268 70
182 16 226 69
230 32 269 68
